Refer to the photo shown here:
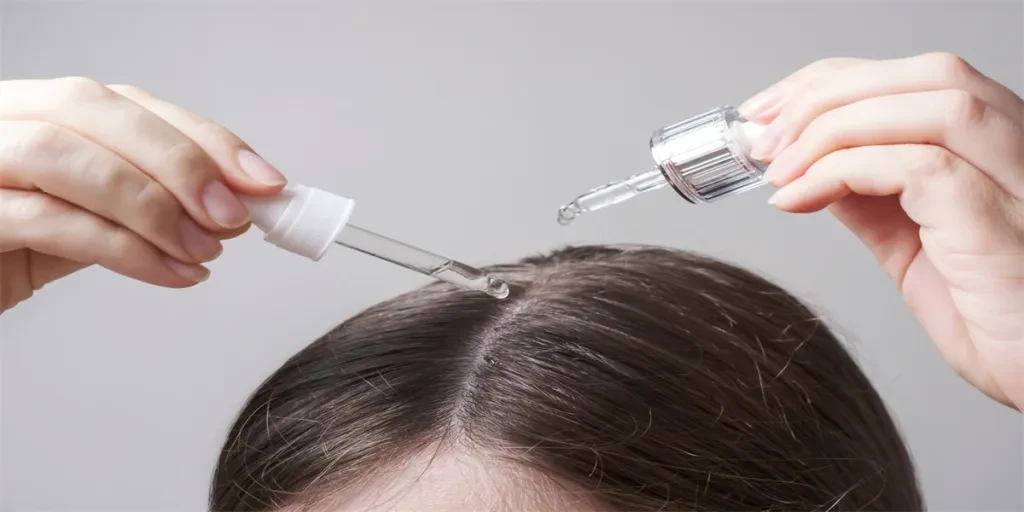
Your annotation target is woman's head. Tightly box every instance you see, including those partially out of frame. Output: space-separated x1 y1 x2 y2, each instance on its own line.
212 245 921 511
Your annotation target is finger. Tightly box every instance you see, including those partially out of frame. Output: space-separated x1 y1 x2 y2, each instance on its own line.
770 143 1024 409
738 57 867 122
0 251 89 313
107 84 287 196
762 90 1024 197
830 196 1002 401
0 120 222 264
216 223 251 241
0 78 250 230
768 144 1023 251
0 189 209 287
834 195 925 289
752 53 1024 160
769 143 1024 292
770 144 960 216
26 254 90 290
832 198 1009 405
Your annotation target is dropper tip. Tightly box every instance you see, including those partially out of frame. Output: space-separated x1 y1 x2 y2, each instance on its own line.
557 203 581 226
486 278 511 300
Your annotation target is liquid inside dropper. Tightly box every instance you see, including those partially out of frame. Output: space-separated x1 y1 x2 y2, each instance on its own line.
557 167 668 225
335 225 510 299
429 260 510 299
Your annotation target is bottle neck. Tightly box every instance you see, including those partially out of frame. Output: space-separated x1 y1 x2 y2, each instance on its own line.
651 106 769 203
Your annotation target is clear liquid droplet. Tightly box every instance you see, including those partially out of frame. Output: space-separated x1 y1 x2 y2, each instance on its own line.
486 278 510 299
557 203 580 226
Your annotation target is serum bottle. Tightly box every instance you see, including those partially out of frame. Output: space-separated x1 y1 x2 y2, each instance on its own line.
558 105 767 225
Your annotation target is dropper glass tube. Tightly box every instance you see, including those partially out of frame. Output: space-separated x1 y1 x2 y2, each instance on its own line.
240 184 510 300
336 225 510 299
557 167 667 225
558 105 767 224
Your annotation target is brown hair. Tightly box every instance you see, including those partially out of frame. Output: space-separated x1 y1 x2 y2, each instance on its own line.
211 245 922 511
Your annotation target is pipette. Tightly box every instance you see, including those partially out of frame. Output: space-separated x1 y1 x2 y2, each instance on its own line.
241 185 509 299
558 105 767 224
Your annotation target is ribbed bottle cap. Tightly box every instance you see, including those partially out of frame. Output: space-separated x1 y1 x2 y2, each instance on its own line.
241 184 355 261
649 106 767 203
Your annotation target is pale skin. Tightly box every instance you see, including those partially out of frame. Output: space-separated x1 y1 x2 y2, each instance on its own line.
0 53 1021 508
0 78 288 297
737 53 1024 411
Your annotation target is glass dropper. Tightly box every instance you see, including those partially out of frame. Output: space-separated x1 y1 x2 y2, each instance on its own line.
335 225 509 299
557 166 668 225
558 105 768 224
240 185 510 299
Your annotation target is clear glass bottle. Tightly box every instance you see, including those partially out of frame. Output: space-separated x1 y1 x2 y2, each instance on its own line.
558 105 767 225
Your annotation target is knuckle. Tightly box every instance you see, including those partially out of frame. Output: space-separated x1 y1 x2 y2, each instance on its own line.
83 161 183 245
78 151 126 196
131 179 180 226
52 76 114 103
804 57 864 78
4 122 69 159
163 140 217 177
800 84 824 107
193 120 240 146
942 90 988 128
105 225 140 258
810 57 850 72
84 155 130 195
808 147 846 173
806 58 836 71
913 146 962 180
923 52 977 81
803 105 841 140
106 83 149 98
2 190 55 220
786 86 823 120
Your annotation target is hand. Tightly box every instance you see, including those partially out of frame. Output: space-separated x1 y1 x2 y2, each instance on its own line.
739 53 1024 410
0 78 287 313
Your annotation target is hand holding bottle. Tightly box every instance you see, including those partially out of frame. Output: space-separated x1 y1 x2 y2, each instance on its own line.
0 78 287 313
740 53 1024 410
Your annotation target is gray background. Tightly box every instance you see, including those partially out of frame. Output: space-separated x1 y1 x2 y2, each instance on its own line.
1 1 1022 510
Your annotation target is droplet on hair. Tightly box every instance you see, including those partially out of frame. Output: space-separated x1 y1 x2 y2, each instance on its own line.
486 278 510 300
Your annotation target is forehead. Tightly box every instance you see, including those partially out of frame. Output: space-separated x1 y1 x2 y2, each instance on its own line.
312 448 598 512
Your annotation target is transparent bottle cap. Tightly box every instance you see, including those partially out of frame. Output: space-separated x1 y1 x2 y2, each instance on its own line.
650 105 767 203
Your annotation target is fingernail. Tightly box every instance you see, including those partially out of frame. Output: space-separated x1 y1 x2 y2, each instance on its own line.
763 150 796 186
763 163 781 184
201 181 250 228
177 218 223 262
767 182 800 207
757 100 784 121
763 153 791 185
770 132 797 160
237 150 287 186
164 257 210 283
750 122 785 161
738 91 779 120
